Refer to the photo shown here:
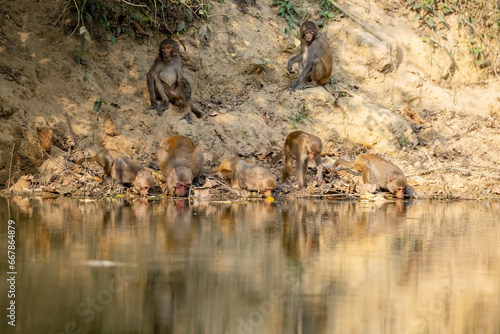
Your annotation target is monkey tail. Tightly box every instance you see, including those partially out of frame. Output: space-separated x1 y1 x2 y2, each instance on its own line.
73 155 97 165
333 158 355 169
192 105 204 118
271 150 284 165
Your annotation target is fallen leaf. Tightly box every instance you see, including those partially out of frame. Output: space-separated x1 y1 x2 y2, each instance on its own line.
37 127 53 153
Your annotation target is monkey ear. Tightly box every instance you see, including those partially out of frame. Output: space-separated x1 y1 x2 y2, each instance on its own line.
170 170 175 177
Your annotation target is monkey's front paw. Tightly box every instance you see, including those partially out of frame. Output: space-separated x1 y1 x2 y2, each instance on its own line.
289 81 299 92
180 115 194 124
157 102 169 116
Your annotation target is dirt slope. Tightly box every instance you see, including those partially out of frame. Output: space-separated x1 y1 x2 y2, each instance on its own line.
0 0 499 198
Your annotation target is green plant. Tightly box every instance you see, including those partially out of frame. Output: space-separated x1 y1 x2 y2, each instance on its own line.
254 58 271 73
225 52 236 64
74 50 89 81
272 0 305 33
407 0 453 29
406 0 500 78
317 0 338 27
288 104 313 128
58 0 213 42
93 98 107 113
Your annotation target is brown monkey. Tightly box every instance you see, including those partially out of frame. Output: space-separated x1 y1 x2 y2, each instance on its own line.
157 135 204 197
271 131 323 189
146 38 202 124
236 0 261 13
333 154 408 199
217 157 276 197
75 149 153 196
217 156 242 180
288 21 333 92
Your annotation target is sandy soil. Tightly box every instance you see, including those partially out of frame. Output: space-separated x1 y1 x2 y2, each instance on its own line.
1 0 499 199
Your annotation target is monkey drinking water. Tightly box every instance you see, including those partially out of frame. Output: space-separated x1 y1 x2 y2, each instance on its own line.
333 154 408 199
75 149 153 196
217 157 276 197
272 131 323 190
157 135 204 197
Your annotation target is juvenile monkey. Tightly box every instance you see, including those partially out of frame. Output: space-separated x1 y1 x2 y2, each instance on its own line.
333 154 408 199
271 131 323 189
146 39 202 123
75 149 153 196
288 21 333 92
157 135 204 197
217 157 276 197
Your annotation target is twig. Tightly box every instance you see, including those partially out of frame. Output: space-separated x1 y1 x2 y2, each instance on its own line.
188 184 193 203
451 167 499 179
306 192 359 198
132 20 150 36
53 0 72 26
8 144 15 191
64 112 84 158
424 149 452 198
121 0 146 7
66 0 87 43
328 0 383 41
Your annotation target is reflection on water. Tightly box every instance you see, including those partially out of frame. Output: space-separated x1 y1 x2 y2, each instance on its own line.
1 197 500 333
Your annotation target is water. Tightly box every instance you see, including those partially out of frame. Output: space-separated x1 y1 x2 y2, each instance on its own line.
1 197 499 334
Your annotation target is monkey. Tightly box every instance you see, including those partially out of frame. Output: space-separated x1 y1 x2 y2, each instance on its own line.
235 0 261 13
217 157 276 197
157 135 204 197
146 38 203 124
75 149 153 196
217 156 242 180
333 154 408 199
288 21 333 92
271 131 323 190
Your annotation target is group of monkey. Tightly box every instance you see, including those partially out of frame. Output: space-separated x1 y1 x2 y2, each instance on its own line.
146 19 334 124
74 14 410 199
75 130 409 199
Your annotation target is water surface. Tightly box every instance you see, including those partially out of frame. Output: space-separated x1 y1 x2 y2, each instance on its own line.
1 197 499 333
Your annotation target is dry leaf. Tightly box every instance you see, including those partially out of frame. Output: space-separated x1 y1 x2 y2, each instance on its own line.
403 106 424 125
37 127 53 153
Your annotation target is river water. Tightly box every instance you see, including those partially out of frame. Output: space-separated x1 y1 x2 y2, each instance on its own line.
0 197 499 334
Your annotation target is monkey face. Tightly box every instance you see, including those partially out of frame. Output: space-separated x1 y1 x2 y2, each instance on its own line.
388 179 406 198
393 187 405 199
136 185 150 196
262 188 273 198
303 30 315 43
300 21 318 43
307 148 321 160
161 43 174 59
175 182 191 197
